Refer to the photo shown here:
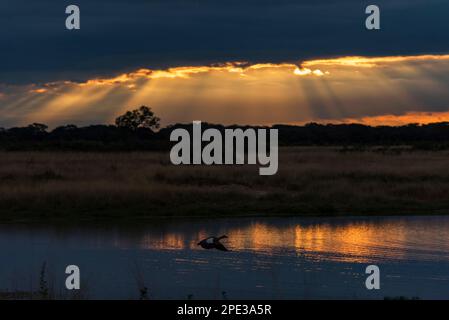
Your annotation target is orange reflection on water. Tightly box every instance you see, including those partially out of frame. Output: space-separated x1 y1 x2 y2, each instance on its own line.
293 223 407 263
137 218 449 263
141 233 186 250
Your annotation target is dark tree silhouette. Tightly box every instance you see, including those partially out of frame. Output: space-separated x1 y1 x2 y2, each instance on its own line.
1 118 449 151
28 123 48 134
115 106 160 131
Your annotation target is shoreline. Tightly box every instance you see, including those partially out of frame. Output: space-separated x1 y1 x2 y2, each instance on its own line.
1 209 449 224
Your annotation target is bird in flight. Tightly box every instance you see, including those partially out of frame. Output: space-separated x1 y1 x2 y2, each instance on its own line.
197 235 229 251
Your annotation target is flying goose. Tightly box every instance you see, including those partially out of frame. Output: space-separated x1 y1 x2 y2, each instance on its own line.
197 235 229 251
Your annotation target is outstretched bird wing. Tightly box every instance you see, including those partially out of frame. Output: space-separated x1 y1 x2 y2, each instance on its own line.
198 237 213 246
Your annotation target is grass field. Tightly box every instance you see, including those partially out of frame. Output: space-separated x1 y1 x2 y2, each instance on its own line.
1 147 449 221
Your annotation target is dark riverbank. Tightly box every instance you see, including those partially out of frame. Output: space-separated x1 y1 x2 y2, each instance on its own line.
0 147 449 221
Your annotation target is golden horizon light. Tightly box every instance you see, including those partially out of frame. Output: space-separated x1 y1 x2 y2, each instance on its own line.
1 53 449 128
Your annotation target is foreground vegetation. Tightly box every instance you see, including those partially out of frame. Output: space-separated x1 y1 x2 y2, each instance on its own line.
0 147 448 221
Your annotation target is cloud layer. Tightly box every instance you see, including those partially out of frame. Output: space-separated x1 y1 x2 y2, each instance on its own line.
1 54 449 128
1 0 449 84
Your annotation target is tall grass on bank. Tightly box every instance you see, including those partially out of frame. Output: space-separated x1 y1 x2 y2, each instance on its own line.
0 147 449 220
0 261 89 300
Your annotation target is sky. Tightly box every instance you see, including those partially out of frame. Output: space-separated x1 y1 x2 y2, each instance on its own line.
1 0 449 128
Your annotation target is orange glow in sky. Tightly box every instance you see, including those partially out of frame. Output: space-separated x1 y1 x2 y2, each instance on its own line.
0 54 449 128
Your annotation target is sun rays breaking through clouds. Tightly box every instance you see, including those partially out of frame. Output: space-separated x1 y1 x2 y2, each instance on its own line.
1 54 449 128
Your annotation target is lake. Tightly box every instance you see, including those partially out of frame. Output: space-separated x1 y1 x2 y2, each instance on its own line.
0 215 448 299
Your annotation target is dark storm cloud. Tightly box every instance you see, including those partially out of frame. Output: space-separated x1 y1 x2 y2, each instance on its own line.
1 0 448 84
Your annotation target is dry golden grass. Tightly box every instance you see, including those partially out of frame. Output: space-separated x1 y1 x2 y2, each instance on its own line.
0 147 449 220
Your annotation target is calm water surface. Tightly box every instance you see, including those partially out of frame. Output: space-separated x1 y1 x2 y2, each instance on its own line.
0 215 448 299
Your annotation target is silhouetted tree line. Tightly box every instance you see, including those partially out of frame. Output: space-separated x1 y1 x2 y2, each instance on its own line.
272 122 449 148
1 106 449 151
